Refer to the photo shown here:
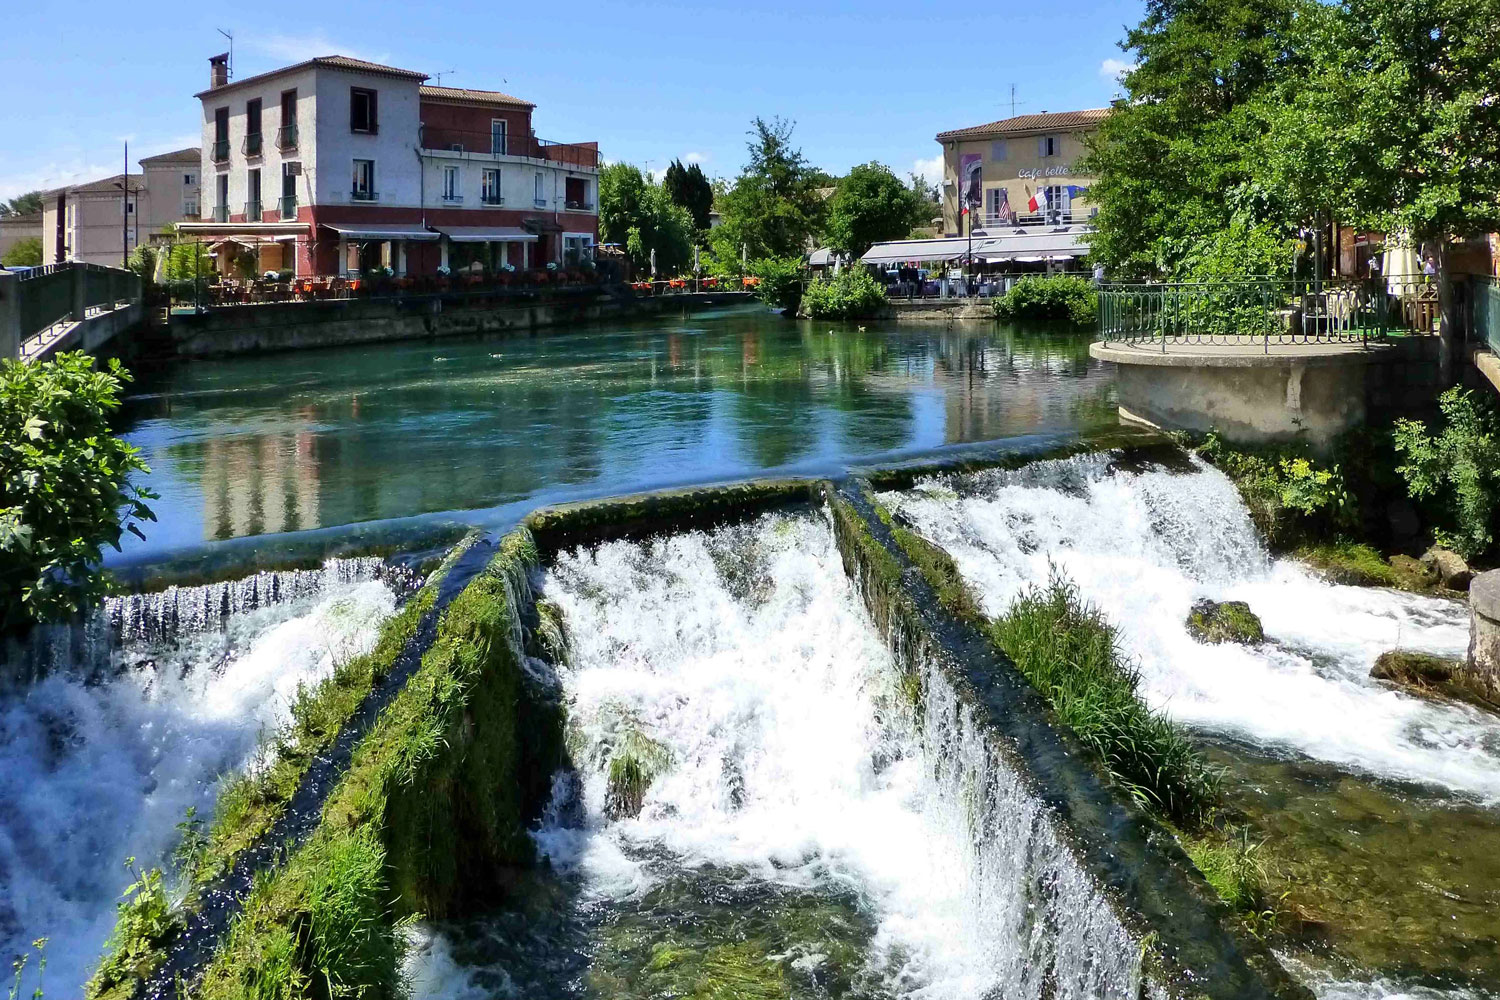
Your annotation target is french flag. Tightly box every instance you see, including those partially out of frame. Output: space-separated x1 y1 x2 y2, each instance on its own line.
1027 188 1048 214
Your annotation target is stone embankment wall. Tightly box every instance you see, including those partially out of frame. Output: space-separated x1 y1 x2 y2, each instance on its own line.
159 289 754 358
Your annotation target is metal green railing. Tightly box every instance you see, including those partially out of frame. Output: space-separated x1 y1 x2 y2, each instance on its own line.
1097 276 1437 351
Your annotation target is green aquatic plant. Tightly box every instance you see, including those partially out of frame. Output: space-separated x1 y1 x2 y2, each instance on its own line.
990 572 1218 825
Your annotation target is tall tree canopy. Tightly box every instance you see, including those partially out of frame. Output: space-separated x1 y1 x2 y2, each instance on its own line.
824 162 929 257
710 117 828 267
0 191 43 218
1084 0 1500 279
663 159 715 233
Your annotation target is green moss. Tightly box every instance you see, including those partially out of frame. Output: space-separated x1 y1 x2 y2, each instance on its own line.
1185 599 1265 645
195 529 564 999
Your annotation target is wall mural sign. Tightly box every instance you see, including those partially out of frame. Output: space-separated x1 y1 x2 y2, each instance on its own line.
960 153 983 212
1017 165 1075 179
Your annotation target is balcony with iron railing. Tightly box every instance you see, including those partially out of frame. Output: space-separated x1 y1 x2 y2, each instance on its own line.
418 127 600 170
279 195 298 220
276 124 298 151
242 132 263 157
211 139 229 163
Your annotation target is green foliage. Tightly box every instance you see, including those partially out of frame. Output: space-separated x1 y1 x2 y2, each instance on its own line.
0 353 155 632
86 859 181 999
663 158 715 233
1 236 42 268
708 117 828 268
1394 388 1500 560
747 255 803 311
992 274 1098 325
1197 430 1354 548
600 163 695 274
798 267 886 320
824 161 926 257
991 572 1218 825
0 191 43 218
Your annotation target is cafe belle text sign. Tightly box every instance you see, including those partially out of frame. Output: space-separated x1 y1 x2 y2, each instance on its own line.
1018 165 1075 179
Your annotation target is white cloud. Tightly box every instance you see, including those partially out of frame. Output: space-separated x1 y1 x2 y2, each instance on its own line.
912 154 944 187
247 32 390 67
1100 58 1136 84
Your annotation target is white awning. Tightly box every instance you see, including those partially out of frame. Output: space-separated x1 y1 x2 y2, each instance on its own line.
319 223 439 241
433 226 539 243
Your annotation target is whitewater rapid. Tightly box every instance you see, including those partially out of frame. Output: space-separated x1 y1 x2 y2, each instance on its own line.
881 453 1499 803
0 577 397 995
408 510 1142 998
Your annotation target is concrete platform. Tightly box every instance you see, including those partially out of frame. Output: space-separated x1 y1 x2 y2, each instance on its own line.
1090 338 1399 449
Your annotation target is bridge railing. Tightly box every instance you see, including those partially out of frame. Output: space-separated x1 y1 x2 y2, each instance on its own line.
1097 276 1436 351
1 261 142 361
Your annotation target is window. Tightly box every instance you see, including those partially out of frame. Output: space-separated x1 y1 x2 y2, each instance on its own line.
481 168 502 204
350 87 378 133
990 140 1007 162
352 159 375 200
1038 135 1060 158
534 171 545 206
491 119 508 155
245 98 263 155
442 165 461 202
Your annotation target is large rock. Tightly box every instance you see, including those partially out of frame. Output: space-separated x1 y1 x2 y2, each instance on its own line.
1186 599 1264 645
1421 546 1473 590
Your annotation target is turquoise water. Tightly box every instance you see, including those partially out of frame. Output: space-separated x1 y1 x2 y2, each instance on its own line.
116 307 1113 565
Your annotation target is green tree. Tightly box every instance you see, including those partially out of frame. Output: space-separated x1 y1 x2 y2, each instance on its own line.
662 159 714 233
0 353 156 632
2 236 42 267
709 117 828 268
825 161 927 257
0 191 44 218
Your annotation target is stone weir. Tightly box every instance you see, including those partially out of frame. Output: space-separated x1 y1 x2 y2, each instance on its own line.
88 464 1304 1000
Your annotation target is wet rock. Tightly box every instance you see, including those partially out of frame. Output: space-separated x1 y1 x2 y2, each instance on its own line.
1372 649 1500 714
1186 599 1264 645
1421 547 1473 591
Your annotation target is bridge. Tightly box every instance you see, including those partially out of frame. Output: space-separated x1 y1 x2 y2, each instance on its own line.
0 261 144 363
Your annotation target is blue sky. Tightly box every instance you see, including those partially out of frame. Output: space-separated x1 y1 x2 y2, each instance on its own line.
0 0 1143 201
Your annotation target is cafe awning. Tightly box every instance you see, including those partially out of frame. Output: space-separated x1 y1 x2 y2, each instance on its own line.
318 223 439 241
432 226 539 243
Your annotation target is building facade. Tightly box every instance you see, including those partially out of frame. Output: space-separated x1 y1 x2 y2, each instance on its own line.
936 108 1108 237
38 147 201 267
179 54 599 277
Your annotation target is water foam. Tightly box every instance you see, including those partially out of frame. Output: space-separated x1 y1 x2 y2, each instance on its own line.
881 453 1500 802
0 579 397 995
409 511 1143 999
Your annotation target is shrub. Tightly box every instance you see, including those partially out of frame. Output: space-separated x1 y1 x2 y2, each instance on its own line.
0 353 155 632
1394 388 1500 561
992 274 1098 325
799 266 887 319
990 572 1218 825
748 255 804 312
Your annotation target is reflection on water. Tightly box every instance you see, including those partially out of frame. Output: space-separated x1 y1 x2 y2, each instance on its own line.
119 309 1113 559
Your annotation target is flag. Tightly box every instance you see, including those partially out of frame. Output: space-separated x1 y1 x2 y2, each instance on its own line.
1028 188 1048 214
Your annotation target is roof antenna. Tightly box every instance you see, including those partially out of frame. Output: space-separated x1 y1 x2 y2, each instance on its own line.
433 69 456 86
216 28 234 79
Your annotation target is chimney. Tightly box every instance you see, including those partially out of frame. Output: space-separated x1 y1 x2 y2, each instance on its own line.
209 53 229 89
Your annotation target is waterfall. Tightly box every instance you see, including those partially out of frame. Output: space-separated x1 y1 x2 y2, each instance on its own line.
406 509 1152 999
880 452 1498 803
3 556 412 683
0 576 399 997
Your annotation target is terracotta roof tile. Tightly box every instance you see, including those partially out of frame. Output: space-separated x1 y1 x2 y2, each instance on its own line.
419 84 534 109
936 108 1110 141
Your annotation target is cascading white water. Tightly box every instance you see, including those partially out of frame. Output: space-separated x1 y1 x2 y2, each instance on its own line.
407 510 1145 999
4 556 405 681
0 577 397 996
880 453 1499 803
